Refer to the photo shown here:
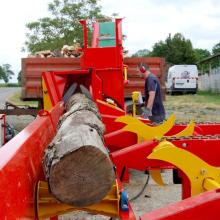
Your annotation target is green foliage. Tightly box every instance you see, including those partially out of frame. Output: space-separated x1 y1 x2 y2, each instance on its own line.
212 42 220 55
150 33 197 64
17 71 22 85
25 0 106 53
194 48 211 62
194 48 211 71
0 83 20 87
132 49 151 57
0 64 14 83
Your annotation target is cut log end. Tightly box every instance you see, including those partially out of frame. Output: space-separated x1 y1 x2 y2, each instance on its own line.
44 93 115 207
49 145 115 207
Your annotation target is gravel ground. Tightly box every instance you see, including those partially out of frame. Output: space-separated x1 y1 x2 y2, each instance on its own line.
1 89 218 219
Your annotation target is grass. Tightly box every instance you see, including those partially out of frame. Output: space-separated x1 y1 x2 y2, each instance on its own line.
164 91 220 122
0 83 20 87
8 92 38 108
196 90 220 104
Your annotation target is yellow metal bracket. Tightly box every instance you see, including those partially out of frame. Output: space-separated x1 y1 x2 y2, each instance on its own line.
42 78 53 110
131 91 140 117
123 65 128 81
36 181 120 219
148 120 195 186
149 169 165 186
148 141 220 196
116 114 176 141
172 120 195 138
96 99 124 112
115 115 195 186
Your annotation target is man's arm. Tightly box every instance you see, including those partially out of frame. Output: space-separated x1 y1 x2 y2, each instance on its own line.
142 77 156 118
146 91 156 110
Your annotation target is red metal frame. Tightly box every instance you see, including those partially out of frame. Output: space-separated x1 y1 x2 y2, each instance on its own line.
43 19 125 114
165 123 220 136
92 22 99 48
140 189 220 220
2 18 220 220
0 103 64 219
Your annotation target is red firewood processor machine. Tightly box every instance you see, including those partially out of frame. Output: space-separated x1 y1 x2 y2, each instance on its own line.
1 19 220 220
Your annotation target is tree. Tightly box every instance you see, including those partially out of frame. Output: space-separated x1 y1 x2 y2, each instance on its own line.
25 0 106 53
0 64 14 83
194 48 211 62
17 71 22 85
150 33 196 64
132 49 151 57
212 42 220 55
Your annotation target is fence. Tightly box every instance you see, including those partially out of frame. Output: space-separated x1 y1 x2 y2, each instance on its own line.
199 67 220 92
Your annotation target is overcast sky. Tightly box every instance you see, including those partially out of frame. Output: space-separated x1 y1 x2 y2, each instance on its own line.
0 0 220 81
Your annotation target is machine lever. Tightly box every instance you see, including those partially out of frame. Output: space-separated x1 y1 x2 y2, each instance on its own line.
62 83 78 104
80 84 93 100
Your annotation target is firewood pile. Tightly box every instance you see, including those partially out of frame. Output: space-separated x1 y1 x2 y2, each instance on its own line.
28 43 82 58
27 42 129 58
61 43 82 57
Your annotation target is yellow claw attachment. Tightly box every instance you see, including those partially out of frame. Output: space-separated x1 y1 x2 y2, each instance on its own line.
148 141 220 196
115 114 176 141
36 181 120 219
149 170 165 186
115 115 195 186
171 120 195 138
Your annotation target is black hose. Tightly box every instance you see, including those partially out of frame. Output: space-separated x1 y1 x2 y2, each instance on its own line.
130 171 150 201
120 166 126 182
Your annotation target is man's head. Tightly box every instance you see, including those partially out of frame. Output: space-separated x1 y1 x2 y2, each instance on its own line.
138 63 150 78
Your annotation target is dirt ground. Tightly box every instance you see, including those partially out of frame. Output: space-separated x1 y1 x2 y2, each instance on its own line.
1 88 220 219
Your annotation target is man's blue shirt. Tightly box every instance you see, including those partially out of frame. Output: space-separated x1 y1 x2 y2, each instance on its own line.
145 73 165 116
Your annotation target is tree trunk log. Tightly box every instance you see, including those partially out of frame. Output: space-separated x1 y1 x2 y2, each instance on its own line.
43 93 115 207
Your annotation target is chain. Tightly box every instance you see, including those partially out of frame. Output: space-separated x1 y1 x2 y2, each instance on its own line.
165 135 220 141
175 121 220 125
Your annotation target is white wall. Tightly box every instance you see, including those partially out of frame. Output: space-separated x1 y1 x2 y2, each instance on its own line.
199 67 220 92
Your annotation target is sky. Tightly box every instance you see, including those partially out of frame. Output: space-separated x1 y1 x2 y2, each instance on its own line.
0 0 220 81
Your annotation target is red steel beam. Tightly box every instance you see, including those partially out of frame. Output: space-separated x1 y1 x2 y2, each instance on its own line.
140 189 220 220
0 103 64 219
110 137 220 185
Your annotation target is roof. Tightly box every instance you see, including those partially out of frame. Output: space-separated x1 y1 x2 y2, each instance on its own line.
198 53 220 64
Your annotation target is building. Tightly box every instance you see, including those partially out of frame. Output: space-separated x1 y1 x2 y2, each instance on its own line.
198 53 220 92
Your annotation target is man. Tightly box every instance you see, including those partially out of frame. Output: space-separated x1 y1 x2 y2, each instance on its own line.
139 63 165 123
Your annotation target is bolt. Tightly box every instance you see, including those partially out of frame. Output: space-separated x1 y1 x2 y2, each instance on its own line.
182 143 187 148
200 169 207 175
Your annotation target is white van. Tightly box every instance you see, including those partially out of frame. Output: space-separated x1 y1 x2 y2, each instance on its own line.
166 65 198 94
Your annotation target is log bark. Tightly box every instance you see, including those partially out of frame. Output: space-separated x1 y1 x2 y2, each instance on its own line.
43 93 115 207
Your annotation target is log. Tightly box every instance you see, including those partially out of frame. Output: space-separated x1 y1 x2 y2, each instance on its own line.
43 93 115 207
